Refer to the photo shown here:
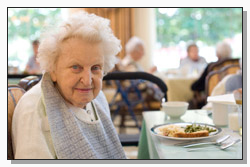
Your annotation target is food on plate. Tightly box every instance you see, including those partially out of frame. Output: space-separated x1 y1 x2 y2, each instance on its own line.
157 124 216 138
174 130 209 138
184 124 217 133
158 124 185 137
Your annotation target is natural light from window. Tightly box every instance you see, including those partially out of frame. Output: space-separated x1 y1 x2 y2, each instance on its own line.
153 8 242 72
8 8 69 74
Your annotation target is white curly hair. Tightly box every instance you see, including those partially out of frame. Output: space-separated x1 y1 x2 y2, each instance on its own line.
216 42 232 59
37 11 121 75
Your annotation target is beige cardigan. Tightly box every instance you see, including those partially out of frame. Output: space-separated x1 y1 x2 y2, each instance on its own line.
12 81 120 159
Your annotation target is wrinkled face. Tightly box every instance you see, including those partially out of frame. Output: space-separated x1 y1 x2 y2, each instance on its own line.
50 38 104 108
188 46 199 61
131 44 144 61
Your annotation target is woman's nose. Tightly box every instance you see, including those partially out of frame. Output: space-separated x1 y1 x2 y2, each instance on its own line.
80 69 92 86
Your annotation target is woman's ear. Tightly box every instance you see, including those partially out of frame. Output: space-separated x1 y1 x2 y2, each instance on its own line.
50 71 57 82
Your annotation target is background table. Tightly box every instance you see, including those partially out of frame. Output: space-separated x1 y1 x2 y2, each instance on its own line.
137 110 242 159
155 73 198 102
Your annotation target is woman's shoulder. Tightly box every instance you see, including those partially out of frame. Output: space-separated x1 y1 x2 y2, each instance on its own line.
14 82 42 116
20 82 42 102
93 90 110 116
94 91 108 106
225 74 242 88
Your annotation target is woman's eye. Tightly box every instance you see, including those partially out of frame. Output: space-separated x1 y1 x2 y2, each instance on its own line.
72 65 78 69
92 65 101 71
71 65 82 72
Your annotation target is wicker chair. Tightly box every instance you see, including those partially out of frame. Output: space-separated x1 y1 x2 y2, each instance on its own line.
208 58 240 72
18 75 40 91
205 64 240 97
8 85 26 159
8 75 41 159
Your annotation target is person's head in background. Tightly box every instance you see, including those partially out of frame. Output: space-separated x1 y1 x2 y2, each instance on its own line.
32 40 40 57
125 36 145 61
187 43 199 62
216 42 232 60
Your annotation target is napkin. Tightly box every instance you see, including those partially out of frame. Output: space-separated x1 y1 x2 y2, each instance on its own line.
207 94 236 105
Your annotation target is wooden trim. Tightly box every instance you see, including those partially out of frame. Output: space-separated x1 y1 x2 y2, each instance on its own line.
208 58 240 72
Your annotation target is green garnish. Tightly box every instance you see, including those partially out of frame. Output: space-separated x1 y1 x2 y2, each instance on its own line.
184 124 217 133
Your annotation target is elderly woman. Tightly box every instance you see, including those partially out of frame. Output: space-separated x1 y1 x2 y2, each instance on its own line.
120 36 157 73
119 36 163 102
12 12 126 159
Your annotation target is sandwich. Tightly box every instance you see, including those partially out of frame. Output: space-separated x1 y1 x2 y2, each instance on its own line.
173 130 209 138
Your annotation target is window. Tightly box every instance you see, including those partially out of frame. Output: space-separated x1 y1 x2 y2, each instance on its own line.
154 8 242 72
8 8 67 74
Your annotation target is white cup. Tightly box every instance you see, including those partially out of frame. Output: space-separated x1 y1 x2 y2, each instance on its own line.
228 105 239 131
237 104 242 135
212 102 228 126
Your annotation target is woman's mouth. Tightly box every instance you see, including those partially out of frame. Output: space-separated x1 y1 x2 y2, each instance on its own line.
75 88 92 93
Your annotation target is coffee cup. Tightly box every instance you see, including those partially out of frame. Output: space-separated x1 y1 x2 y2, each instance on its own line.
212 102 228 126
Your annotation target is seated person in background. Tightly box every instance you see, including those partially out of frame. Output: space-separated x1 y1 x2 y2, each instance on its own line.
179 43 207 76
192 42 232 92
209 58 242 96
189 42 232 109
12 12 126 159
202 59 242 110
225 70 242 93
119 36 163 102
24 40 42 74
209 73 242 97
120 36 157 74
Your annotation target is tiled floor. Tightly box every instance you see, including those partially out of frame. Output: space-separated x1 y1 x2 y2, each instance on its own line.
113 114 142 159
123 146 139 159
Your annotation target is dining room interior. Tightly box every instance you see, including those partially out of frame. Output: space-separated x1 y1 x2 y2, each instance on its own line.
8 8 243 160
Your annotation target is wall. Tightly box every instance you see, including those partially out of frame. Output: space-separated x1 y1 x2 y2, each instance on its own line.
132 8 156 71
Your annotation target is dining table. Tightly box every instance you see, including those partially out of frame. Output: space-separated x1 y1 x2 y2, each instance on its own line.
154 72 198 102
137 110 242 159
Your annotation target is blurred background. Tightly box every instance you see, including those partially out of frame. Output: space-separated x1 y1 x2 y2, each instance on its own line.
8 8 242 75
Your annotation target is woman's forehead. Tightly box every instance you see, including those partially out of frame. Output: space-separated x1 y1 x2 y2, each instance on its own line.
66 56 104 66
57 40 104 66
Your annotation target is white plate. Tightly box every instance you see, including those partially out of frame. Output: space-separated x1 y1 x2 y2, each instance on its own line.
151 122 222 141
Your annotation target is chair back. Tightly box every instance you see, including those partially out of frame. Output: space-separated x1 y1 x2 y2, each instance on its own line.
8 85 26 159
18 76 40 91
103 71 168 146
208 58 239 72
103 71 168 100
206 64 240 96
